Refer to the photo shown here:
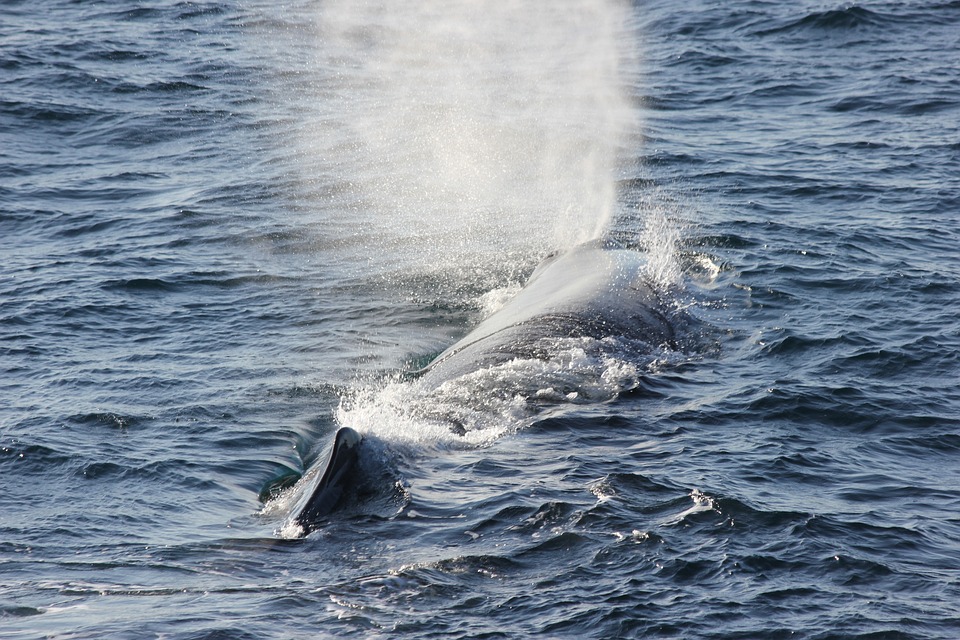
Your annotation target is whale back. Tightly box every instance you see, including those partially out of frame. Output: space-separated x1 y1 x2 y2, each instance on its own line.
419 244 675 387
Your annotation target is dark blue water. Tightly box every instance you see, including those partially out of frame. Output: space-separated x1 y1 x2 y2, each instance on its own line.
3 1 959 638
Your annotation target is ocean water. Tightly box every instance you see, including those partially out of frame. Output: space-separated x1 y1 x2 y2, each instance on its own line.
2 0 959 638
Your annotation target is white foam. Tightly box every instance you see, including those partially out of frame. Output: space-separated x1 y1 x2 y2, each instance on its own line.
336 336 657 453
476 282 523 318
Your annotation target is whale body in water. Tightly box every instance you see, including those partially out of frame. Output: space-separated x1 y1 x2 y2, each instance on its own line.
291 241 679 535
417 240 676 389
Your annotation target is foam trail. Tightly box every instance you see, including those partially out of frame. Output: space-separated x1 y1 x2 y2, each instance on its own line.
305 0 639 277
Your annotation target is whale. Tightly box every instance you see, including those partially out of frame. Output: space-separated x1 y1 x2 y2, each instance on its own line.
290 240 678 535
416 240 676 390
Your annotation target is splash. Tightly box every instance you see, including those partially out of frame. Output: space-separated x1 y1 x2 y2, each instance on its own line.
638 201 684 289
304 0 640 276
336 334 658 451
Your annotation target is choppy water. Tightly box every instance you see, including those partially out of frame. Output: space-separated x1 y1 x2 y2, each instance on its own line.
3 1 959 638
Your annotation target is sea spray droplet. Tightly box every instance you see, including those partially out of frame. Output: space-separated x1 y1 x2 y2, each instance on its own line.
299 0 641 277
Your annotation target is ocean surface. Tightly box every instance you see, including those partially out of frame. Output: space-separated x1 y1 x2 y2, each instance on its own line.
2 0 959 638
